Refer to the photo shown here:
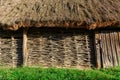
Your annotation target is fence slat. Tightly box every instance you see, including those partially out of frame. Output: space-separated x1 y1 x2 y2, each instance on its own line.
95 32 101 68
118 32 120 65
103 32 109 68
106 33 113 67
111 32 118 66
113 32 119 66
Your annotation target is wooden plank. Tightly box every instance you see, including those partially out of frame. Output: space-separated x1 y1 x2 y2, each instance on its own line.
110 32 117 66
103 32 110 68
100 33 105 68
113 32 119 66
95 32 101 68
23 29 28 66
116 31 120 65
102 31 109 68
117 32 120 66
101 32 107 68
109 32 114 66
112 32 118 66
105 32 113 67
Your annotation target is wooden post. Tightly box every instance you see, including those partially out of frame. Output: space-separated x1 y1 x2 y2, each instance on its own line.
23 28 28 66
94 32 101 69
11 36 15 68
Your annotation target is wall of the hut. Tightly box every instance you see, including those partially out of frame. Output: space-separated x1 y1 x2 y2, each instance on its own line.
0 28 95 68
1 28 120 69
0 29 23 67
95 30 120 68
27 28 95 68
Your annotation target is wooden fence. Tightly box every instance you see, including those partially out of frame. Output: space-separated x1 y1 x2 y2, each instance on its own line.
95 30 120 68
0 29 23 67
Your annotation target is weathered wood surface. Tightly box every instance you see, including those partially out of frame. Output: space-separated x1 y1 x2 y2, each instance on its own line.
11 36 15 67
118 32 120 65
95 30 120 68
23 29 28 66
95 32 101 68
106 33 113 67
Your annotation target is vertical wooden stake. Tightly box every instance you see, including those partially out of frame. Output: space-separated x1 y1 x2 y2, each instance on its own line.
11 36 15 68
85 35 91 68
23 28 28 66
95 32 101 69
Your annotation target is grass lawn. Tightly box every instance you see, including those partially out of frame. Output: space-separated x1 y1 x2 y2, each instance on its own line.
0 67 120 80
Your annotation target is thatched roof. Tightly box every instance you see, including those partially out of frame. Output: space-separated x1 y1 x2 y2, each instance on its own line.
0 0 120 30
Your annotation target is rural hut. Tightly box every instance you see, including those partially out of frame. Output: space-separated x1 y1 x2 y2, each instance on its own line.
0 0 120 69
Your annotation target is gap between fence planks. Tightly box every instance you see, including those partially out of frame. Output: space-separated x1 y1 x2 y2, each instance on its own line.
23 28 28 66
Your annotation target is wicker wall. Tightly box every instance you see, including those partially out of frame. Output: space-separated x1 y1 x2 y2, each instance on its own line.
0 29 23 67
27 28 94 68
0 28 95 68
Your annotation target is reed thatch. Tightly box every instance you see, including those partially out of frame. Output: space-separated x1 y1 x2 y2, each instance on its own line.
0 0 120 30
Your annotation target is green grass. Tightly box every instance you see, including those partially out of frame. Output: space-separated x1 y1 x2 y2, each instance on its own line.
0 67 119 80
